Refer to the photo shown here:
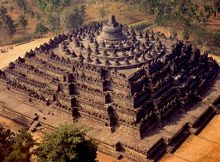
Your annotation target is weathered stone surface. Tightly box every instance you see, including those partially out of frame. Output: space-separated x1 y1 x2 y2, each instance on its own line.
0 15 219 162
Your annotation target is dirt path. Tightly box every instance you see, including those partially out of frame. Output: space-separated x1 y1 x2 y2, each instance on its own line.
0 37 50 70
210 54 220 63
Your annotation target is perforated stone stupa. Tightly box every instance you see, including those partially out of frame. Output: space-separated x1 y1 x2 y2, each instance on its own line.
97 15 127 42
0 16 219 162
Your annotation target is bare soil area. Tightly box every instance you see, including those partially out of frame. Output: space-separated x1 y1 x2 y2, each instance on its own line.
0 116 23 132
0 37 50 69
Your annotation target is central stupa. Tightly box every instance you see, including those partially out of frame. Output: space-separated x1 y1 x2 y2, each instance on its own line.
0 15 219 162
97 15 127 42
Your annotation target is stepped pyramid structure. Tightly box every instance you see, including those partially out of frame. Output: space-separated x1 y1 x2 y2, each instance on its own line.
0 16 219 161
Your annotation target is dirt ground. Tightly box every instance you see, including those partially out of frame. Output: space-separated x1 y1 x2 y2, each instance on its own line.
0 37 50 69
0 116 23 132
0 116 43 141
209 55 220 62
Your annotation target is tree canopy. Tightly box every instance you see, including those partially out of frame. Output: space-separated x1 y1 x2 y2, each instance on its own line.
35 124 97 162
0 127 35 162
37 0 73 13
17 15 28 32
60 6 86 32
5 128 35 162
13 0 28 14
0 6 16 40
47 13 61 34
35 22 49 37
212 0 220 16
0 126 15 162
137 0 214 27
99 8 107 19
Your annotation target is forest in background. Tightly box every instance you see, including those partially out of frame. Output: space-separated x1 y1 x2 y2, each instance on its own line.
0 0 220 54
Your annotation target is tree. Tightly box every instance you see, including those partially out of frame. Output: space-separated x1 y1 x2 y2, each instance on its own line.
45 0 61 13
37 0 73 13
5 128 35 162
37 0 59 13
0 127 35 162
0 6 16 42
99 8 107 19
38 0 48 12
199 5 214 27
47 13 61 34
204 5 214 18
170 29 177 40
35 124 97 162
61 0 72 8
35 22 49 37
17 15 28 33
13 0 27 14
139 0 161 15
79 5 86 15
0 126 14 162
212 0 220 16
183 29 190 40
60 6 85 32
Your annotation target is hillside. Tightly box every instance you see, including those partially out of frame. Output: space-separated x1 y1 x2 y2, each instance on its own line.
0 0 219 53
0 0 149 46
208 15 220 31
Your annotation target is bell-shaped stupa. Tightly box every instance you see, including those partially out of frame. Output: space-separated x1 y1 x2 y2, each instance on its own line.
97 15 127 42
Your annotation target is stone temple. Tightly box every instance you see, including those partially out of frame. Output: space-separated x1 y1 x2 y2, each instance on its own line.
0 15 219 161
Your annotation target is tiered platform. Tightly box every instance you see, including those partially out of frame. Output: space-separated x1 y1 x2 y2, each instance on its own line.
0 15 219 161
